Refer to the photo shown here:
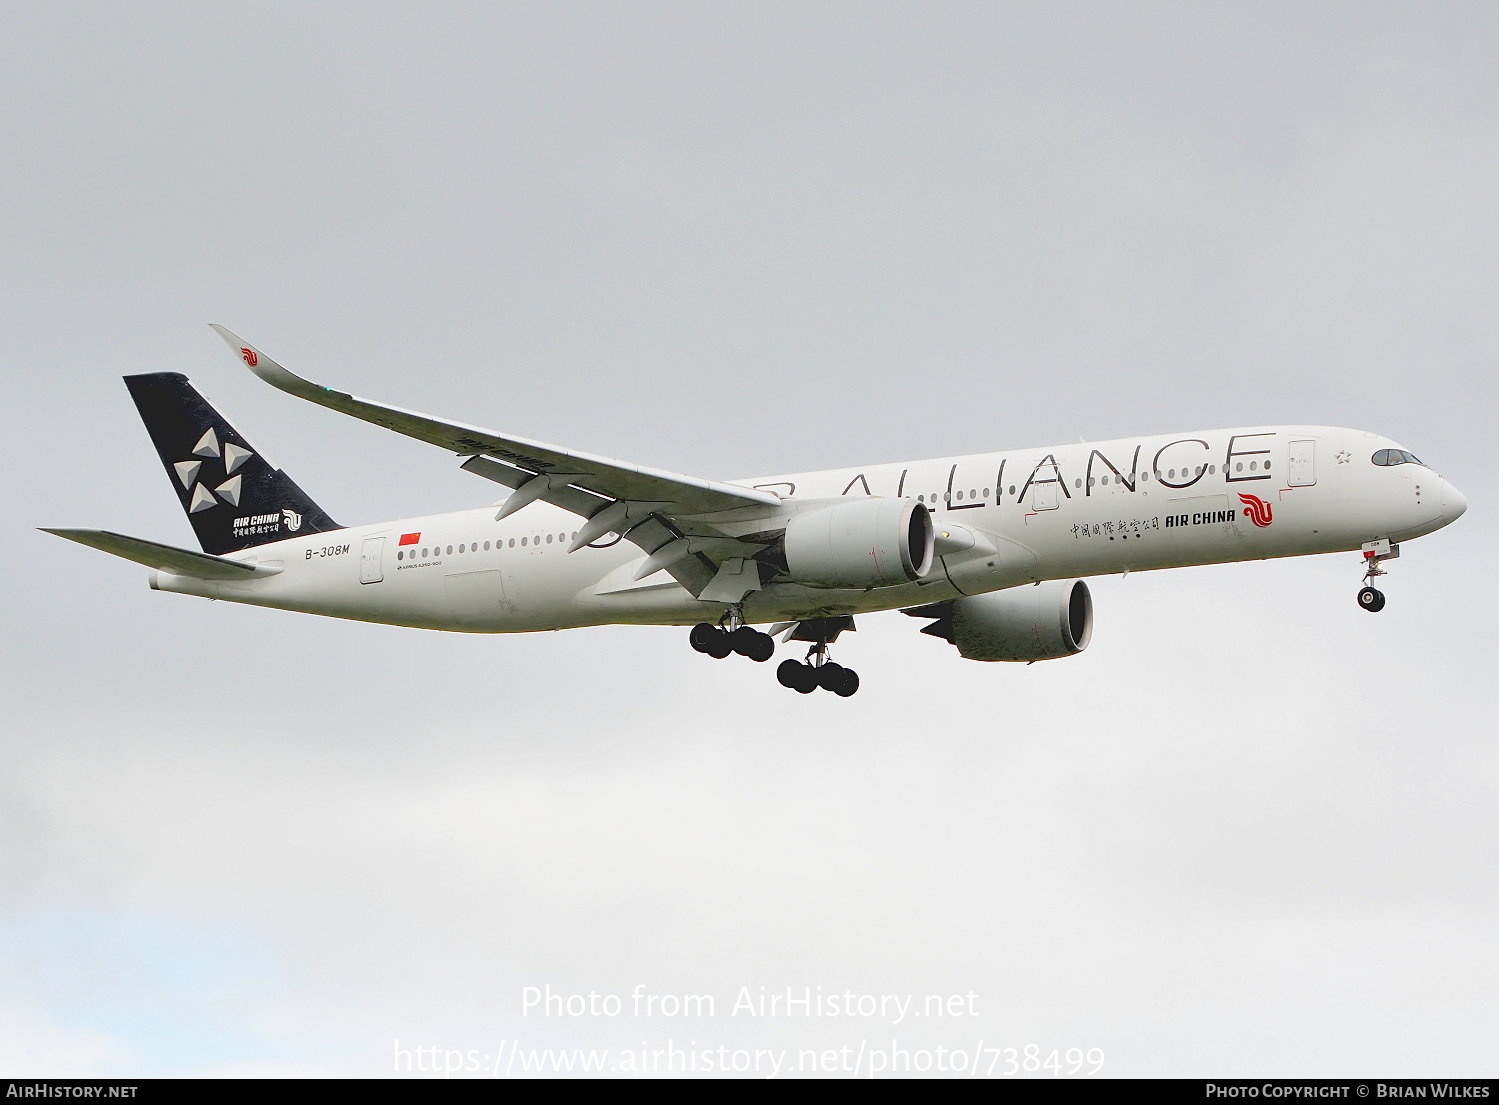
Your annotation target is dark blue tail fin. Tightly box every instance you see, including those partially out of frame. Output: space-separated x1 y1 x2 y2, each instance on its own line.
124 372 342 555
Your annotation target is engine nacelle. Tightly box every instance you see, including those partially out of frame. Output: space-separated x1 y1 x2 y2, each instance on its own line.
915 580 1093 662
783 499 934 589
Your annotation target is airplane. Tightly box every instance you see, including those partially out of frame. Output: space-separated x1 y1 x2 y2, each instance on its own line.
42 326 1468 697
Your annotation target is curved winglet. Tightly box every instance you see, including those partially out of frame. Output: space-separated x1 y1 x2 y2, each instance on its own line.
209 324 343 403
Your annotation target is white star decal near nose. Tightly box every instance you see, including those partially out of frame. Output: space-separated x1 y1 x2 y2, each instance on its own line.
1336 450 1352 464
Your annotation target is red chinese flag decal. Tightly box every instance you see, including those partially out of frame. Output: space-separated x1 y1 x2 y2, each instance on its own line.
399 532 421 545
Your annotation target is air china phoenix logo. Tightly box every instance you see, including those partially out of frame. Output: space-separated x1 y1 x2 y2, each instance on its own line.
240 347 258 367
1237 493 1274 528
282 509 303 532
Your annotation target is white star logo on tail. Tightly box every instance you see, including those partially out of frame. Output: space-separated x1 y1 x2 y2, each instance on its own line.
178 430 258 515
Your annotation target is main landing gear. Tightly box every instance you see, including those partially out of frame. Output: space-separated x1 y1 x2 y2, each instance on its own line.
775 645 860 698
774 615 860 697
689 618 776 663
1357 539 1400 613
688 612 861 696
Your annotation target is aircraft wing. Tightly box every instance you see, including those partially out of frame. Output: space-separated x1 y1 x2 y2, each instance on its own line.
210 326 778 517
210 326 782 598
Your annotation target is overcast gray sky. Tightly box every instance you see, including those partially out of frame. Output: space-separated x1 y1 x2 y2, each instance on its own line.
3 1 1495 1078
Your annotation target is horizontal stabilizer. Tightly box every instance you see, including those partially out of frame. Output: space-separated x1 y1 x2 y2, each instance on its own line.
39 529 280 579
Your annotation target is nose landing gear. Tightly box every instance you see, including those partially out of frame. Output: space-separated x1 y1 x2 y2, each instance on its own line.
1357 539 1399 613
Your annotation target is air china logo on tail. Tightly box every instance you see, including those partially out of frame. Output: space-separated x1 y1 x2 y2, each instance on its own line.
1237 493 1274 528
240 347 258 367
282 509 303 532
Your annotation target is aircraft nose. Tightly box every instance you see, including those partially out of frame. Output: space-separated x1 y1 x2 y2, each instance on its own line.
1445 481 1468 521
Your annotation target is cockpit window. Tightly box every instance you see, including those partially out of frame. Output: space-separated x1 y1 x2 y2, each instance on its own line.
1372 449 1425 467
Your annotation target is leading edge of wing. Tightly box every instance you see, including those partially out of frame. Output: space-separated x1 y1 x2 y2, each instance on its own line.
209 325 780 516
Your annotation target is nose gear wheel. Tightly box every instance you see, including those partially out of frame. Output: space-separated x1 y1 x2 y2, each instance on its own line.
1357 540 1399 613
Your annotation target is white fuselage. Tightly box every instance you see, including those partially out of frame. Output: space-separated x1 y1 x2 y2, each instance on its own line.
150 425 1467 632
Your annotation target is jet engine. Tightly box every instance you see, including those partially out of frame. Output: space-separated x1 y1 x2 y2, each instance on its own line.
906 579 1093 662
782 499 934 589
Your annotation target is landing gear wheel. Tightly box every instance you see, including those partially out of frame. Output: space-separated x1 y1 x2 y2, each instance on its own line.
689 623 719 653
1358 586 1386 613
745 632 775 663
702 630 734 658
831 668 860 697
733 627 774 662
816 661 846 692
777 659 817 693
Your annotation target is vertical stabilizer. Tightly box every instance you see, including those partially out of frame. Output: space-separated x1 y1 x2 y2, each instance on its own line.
124 372 342 555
